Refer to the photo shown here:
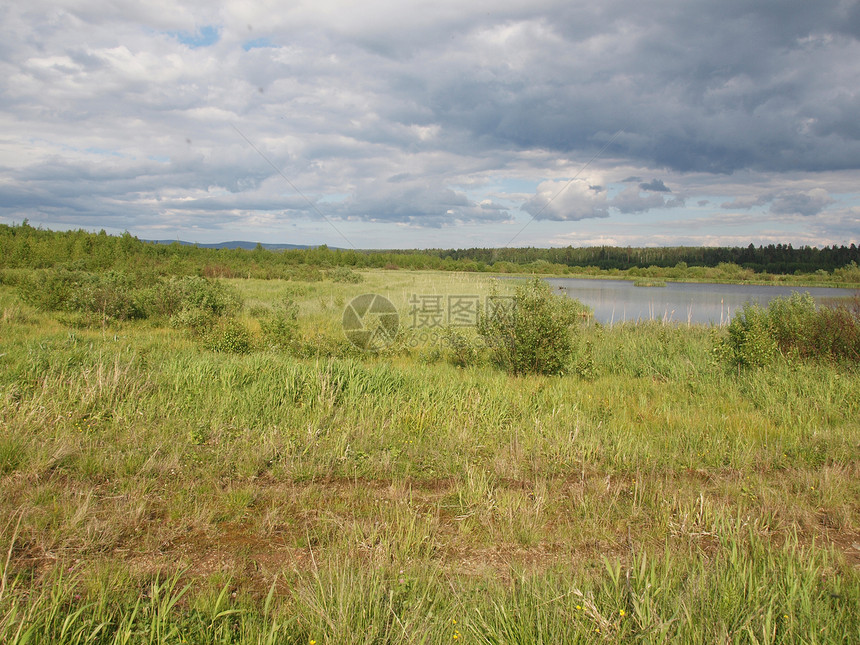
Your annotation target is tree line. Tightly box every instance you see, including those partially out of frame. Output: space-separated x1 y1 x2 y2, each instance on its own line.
412 243 859 274
1 222 857 280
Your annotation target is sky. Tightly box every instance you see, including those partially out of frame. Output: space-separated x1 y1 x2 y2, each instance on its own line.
1 0 859 249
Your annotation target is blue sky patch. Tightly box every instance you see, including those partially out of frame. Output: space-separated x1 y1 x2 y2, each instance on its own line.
318 193 350 204
243 38 275 51
172 25 220 48
84 147 122 158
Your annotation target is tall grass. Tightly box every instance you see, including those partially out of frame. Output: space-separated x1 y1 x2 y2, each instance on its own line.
1 272 858 642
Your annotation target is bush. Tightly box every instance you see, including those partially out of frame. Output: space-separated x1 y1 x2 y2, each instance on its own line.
169 307 219 337
288 265 323 282
290 332 363 360
16 271 240 327
442 326 480 368
327 266 363 283
717 292 860 367
259 297 299 350
719 303 778 368
17 269 144 321
69 271 144 321
572 338 596 380
766 292 817 358
202 318 252 353
0 269 25 286
478 278 589 375
815 304 860 361
140 276 241 319
18 268 82 312
834 261 860 284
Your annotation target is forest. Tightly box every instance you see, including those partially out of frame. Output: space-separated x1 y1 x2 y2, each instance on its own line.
1 222 858 280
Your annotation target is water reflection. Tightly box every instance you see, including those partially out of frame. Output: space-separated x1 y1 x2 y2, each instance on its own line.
545 278 856 325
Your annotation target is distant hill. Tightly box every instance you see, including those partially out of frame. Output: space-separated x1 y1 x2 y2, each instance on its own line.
144 240 324 251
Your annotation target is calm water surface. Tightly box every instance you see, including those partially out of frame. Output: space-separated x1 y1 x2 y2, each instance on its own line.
545 278 857 325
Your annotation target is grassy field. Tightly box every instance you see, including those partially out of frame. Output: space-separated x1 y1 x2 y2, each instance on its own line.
1 270 858 643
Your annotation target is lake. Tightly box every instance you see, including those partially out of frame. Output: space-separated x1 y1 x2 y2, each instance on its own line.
545 278 857 325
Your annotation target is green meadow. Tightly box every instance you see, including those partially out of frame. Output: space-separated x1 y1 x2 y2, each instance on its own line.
1 267 858 643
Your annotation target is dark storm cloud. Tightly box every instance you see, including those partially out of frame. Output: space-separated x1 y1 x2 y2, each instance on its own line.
402 0 860 174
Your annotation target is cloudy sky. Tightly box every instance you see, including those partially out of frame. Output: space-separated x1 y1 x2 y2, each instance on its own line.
1 0 859 249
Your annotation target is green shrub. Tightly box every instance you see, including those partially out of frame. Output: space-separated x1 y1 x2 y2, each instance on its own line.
327 266 364 283
169 306 219 337
17 269 144 321
69 271 144 321
572 338 596 379
202 318 252 353
442 326 480 368
834 261 860 284
767 292 817 358
16 270 240 327
717 292 860 367
154 277 244 341
289 264 323 282
17 268 80 311
478 278 589 375
259 297 299 350
719 303 778 368
140 276 241 319
815 304 860 361
0 269 24 286
291 332 363 359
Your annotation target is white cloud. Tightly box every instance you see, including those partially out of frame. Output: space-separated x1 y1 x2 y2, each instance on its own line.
770 188 836 216
1 0 859 247
610 185 685 214
522 178 609 221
